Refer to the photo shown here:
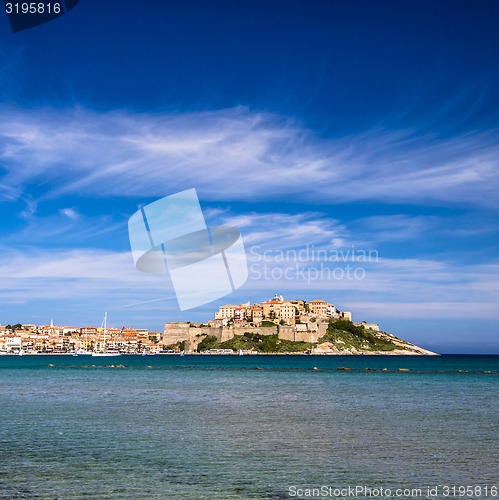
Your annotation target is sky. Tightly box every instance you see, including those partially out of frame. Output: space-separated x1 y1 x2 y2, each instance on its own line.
0 0 498 353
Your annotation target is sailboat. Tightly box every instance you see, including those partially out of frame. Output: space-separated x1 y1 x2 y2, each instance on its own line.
75 329 92 355
92 313 121 357
75 348 92 355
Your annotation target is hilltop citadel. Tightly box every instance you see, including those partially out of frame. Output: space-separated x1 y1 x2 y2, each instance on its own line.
163 294 382 353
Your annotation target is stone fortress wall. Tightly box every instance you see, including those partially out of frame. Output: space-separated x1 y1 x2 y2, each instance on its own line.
162 322 327 347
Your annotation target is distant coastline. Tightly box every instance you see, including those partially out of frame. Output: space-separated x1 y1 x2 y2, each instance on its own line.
0 294 438 356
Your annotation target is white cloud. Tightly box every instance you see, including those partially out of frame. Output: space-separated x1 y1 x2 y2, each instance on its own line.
341 301 499 320
59 207 79 220
0 248 137 281
241 255 499 320
2 240 496 320
351 214 438 242
0 199 497 324
20 196 37 219
0 247 175 310
0 105 498 208
219 211 347 249
1 209 127 246
0 104 497 328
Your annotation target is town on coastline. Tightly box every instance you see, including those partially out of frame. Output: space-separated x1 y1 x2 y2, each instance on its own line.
0 294 435 355
0 320 162 355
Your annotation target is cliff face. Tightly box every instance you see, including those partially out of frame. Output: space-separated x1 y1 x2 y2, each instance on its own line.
312 341 438 355
313 320 438 355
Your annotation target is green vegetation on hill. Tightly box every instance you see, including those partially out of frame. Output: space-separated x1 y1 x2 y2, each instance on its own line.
197 335 219 351
260 320 278 327
198 332 312 353
318 319 398 351
163 341 185 351
195 319 403 353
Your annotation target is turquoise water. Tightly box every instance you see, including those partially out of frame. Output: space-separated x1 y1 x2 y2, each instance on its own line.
0 355 497 499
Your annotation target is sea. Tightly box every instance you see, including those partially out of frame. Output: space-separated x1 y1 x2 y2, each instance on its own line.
0 354 497 499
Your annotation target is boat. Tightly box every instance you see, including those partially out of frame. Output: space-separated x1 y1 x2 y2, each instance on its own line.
92 313 121 357
76 330 92 355
18 349 24 356
75 349 92 355
180 350 185 356
238 349 244 356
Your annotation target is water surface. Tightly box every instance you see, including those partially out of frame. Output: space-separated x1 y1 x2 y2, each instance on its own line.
0 355 497 499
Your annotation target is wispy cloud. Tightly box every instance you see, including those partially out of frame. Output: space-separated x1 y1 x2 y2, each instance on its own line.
59 207 79 220
214 211 348 249
1 243 497 322
349 214 441 243
19 196 37 219
1 210 128 246
242 254 499 320
2 205 496 319
0 106 498 208
0 247 173 305
0 105 498 342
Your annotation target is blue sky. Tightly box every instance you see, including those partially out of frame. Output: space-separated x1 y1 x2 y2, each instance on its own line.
0 1 498 353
